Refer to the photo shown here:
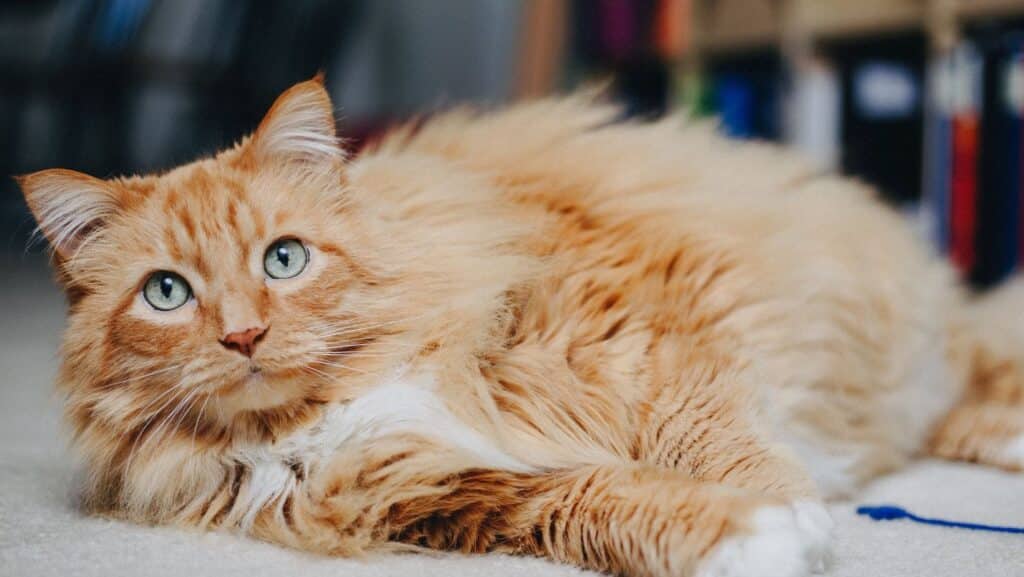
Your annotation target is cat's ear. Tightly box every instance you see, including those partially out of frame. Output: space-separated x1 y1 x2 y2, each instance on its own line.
16 169 121 259
249 75 344 166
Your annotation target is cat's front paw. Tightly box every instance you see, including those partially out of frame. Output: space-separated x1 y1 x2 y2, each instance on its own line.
1000 434 1024 470
694 501 833 577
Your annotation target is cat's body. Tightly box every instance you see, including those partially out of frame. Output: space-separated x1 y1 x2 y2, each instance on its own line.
18 80 1024 577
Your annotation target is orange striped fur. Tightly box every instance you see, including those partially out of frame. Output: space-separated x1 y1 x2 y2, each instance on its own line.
18 78 1024 577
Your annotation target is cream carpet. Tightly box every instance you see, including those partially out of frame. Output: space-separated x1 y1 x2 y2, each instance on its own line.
2 254 1022 576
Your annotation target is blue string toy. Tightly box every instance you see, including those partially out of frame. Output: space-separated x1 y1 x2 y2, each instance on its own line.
857 505 1024 535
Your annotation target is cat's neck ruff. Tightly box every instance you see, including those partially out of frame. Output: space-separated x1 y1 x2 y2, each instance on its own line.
224 365 530 528
239 366 529 471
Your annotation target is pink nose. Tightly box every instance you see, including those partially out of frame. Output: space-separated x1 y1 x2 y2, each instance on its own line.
220 326 267 358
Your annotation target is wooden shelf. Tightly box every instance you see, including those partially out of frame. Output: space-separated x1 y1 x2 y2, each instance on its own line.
694 0 1024 55
790 0 925 41
694 0 781 53
955 0 1024 20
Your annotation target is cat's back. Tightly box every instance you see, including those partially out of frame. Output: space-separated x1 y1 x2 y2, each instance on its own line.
371 96 963 492
375 95 948 325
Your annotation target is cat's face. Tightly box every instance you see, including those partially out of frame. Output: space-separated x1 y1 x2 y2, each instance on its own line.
17 79 448 447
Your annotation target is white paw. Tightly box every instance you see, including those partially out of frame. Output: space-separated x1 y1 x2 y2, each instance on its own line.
1001 435 1024 467
695 501 834 577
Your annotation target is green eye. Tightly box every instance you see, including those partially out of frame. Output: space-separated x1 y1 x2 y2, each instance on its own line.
143 271 191 311
264 238 308 279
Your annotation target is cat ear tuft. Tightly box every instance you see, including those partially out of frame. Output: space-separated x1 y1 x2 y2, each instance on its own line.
251 76 344 165
16 169 121 259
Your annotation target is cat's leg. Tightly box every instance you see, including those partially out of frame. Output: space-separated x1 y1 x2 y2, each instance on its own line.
636 350 821 499
390 465 828 577
634 353 833 575
928 403 1024 470
934 276 1024 469
636 402 832 574
245 437 827 577
637 397 818 500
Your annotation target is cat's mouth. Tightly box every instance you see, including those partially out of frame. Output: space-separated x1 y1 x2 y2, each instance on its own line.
242 364 264 385
210 340 387 417
212 362 313 416
212 361 292 397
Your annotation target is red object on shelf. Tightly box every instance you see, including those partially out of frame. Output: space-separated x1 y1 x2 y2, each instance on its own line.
950 114 979 274
654 0 690 60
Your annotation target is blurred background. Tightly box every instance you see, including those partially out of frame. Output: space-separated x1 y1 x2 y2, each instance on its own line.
2 0 1024 287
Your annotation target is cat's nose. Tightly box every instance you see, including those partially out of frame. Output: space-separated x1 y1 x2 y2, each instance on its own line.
219 326 268 358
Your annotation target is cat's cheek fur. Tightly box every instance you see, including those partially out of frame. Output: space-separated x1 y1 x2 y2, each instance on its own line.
110 298 199 357
695 501 833 577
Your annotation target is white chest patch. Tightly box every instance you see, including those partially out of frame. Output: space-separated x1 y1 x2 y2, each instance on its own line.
279 371 529 471
227 370 529 528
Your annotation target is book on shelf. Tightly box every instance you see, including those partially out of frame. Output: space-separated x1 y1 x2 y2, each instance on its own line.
705 51 784 140
949 42 983 276
1006 46 1024 275
831 35 927 207
923 51 956 252
973 34 1024 285
785 56 841 172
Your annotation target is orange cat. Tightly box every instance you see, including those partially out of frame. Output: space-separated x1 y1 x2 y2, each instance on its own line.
18 78 1024 577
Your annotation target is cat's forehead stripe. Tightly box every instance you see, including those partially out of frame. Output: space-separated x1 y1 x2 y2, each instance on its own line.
178 199 196 238
140 172 272 281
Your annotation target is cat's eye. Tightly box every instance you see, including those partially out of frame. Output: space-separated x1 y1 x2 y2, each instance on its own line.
143 271 192 311
264 238 308 279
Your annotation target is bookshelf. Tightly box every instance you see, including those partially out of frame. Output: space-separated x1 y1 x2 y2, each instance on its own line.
694 0 1024 55
790 0 925 40
956 0 1024 20
693 0 779 53
680 0 1024 287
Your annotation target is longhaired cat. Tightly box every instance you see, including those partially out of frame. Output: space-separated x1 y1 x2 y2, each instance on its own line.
18 77 1024 577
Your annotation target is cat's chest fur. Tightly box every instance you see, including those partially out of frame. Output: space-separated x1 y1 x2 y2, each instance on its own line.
224 369 529 527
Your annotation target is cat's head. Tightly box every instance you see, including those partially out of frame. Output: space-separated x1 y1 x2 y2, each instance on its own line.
17 78 532 508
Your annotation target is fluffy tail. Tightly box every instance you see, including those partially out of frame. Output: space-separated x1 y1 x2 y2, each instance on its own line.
930 276 1024 469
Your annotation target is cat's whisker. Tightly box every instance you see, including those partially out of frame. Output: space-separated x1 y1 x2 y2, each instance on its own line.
127 386 203 476
308 310 431 326
317 350 403 360
123 386 191 478
313 341 419 356
299 365 333 382
312 329 398 342
102 364 183 390
169 391 204 449
213 395 226 423
143 387 202 460
308 312 431 335
147 390 197 449
302 361 367 381
304 361 365 380
317 333 418 345
307 358 376 377
314 324 415 339
129 379 192 428
312 333 418 347
312 320 406 333
190 394 213 454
